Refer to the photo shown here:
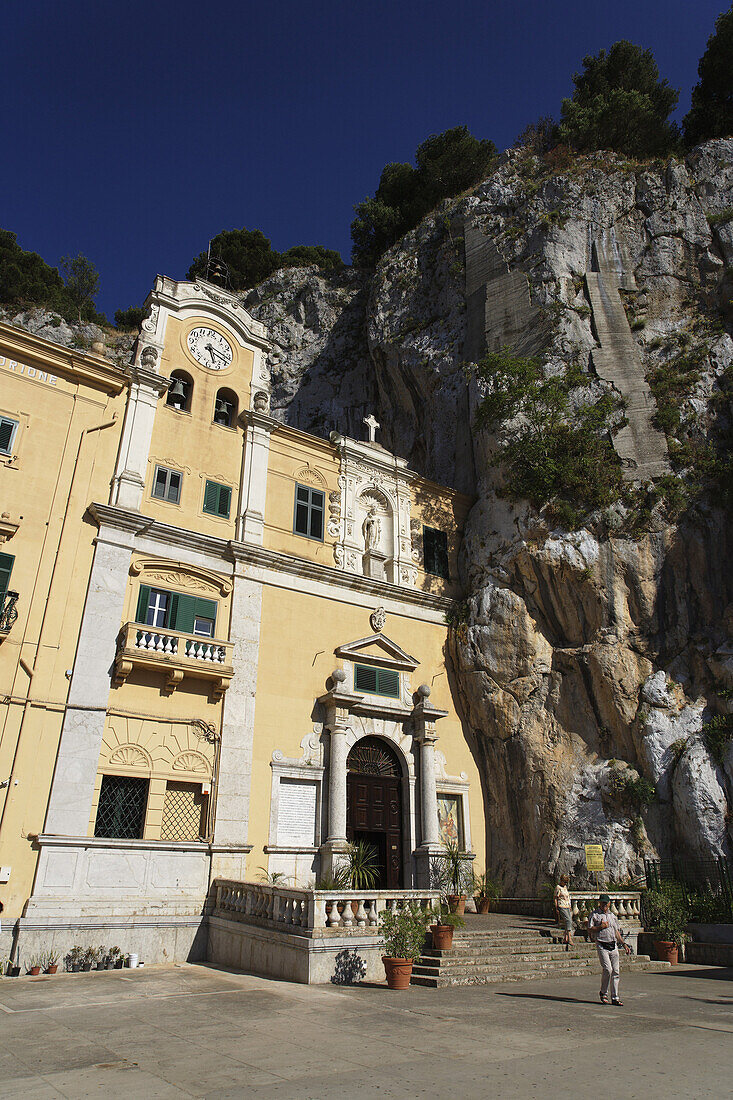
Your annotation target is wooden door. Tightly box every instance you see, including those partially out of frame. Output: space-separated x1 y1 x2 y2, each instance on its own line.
347 771 402 889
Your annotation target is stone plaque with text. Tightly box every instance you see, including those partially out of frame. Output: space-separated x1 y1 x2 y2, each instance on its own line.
277 779 317 846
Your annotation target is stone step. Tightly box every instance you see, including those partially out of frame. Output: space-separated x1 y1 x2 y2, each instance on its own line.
411 958 668 988
415 953 656 975
424 943 599 960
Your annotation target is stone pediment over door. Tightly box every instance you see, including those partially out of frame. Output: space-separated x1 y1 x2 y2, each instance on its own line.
335 634 418 672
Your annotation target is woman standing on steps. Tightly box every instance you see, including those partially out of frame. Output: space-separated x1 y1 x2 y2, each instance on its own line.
589 893 632 1005
554 875 574 949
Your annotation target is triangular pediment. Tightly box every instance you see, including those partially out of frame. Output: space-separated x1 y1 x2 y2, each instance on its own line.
335 633 418 672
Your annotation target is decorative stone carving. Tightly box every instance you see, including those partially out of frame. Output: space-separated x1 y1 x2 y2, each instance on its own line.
327 490 341 537
140 346 158 367
141 304 159 334
108 744 152 769
172 750 209 774
333 544 344 568
370 607 387 632
129 558 232 596
295 464 327 488
271 727 325 768
410 518 423 564
362 507 381 550
253 390 270 412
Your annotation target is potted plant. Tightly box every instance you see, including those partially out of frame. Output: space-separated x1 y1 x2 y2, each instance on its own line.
643 889 690 964
474 871 501 915
44 950 60 975
380 902 433 989
65 946 84 972
27 954 43 976
430 904 465 951
433 841 473 914
343 841 379 891
93 945 106 970
106 946 121 970
81 947 96 972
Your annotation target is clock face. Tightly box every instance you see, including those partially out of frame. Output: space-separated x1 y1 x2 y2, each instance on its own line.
186 327 233 370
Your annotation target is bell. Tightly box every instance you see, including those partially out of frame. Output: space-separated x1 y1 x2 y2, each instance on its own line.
214 397 232 425
167 378 187 408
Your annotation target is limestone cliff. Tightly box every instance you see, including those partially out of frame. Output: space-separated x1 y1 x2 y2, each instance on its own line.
245 139 733 891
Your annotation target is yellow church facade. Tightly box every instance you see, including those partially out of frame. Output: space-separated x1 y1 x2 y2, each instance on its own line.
0 276 483 966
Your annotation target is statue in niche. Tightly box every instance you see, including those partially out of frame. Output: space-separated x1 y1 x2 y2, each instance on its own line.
362 507 381 551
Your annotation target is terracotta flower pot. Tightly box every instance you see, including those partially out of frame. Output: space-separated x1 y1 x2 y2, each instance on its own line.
475 896 491 914
382 956 414 990
431 924 454 951
447 894 467 915
46 965 58 975
29 966 41 976
654 940 679 965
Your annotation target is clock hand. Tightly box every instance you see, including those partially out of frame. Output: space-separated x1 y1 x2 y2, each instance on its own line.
205 343 226 363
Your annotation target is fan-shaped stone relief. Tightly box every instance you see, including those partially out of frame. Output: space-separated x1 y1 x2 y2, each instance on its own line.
108 744 152 769
172 751 209 774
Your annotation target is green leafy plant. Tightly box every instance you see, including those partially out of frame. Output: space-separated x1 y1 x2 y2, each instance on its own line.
473 871 502 900
380 903 433 960
643 888 690 945
257 867 290 885
701 714 733 766
342 841 380 890
431 841 474 899
433 903 466 929
683 6 733 145
472 348 626 528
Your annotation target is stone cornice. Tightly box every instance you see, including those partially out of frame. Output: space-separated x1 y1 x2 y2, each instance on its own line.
88 503 456 612
0 321 128 395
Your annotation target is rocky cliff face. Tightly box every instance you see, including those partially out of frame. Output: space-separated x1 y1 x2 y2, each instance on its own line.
245 139 733 891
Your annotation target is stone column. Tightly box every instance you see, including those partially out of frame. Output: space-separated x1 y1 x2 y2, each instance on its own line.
318 671 361 877
238 409 275 545
44 522 136 835
210 556 263 880
412 684 448 887
110 350 169 511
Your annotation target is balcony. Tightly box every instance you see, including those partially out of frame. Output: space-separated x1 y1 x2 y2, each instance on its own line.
113 621 234 699
0 590 19 643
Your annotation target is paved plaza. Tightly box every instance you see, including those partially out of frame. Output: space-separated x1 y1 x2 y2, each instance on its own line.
0 963 731 1098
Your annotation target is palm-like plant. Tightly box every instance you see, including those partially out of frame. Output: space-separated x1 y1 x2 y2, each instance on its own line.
344 840 380 889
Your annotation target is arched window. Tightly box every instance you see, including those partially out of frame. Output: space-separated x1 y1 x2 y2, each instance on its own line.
347 736 401 777
213 388 238 428
166 370 193 412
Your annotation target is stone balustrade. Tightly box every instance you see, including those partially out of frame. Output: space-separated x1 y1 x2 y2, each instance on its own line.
570 891 642 925
113 621 234 698
213 879 440 935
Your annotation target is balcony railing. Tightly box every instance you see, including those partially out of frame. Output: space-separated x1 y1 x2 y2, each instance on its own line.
113 621 234 698
0 590 19 640
212 879 440 936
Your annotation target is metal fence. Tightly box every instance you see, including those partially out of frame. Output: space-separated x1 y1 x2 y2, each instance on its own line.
643 857 733 921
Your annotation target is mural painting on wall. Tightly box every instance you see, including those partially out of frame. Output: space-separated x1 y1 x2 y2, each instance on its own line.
437 795 462 847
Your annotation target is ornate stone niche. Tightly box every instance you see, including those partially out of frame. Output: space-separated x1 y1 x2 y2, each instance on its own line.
329 432 418 587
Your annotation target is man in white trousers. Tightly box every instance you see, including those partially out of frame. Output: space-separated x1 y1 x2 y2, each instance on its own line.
588 893 632 1005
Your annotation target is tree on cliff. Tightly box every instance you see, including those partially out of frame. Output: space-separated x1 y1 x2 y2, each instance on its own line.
351 126 497 267
560 41 680 158
187 229 342 292
684 6 733 145
0 230 104 323
60 254 100 324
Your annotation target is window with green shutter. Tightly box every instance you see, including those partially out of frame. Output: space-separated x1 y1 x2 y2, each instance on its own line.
203 479 232 518
135 584 217 637
0 553 14 601
0 417 18 456
354 663 400 698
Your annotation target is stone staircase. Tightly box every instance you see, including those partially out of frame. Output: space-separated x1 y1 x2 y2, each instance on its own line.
411 926 669 988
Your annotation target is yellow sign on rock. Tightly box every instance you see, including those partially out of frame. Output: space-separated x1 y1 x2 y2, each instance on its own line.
584 844 605 872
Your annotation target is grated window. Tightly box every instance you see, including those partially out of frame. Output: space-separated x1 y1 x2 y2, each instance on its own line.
161 781 206 841
94 775 148 839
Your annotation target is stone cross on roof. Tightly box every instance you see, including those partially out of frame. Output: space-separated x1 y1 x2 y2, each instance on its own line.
363 414 380 443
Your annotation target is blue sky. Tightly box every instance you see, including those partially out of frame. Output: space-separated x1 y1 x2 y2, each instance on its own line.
2 0 726 318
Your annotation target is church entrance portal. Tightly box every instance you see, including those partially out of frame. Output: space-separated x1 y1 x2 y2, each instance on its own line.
346 737 403 889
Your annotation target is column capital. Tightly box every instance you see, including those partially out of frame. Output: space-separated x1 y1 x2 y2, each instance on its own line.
411 699 448 744
129 364 170 396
